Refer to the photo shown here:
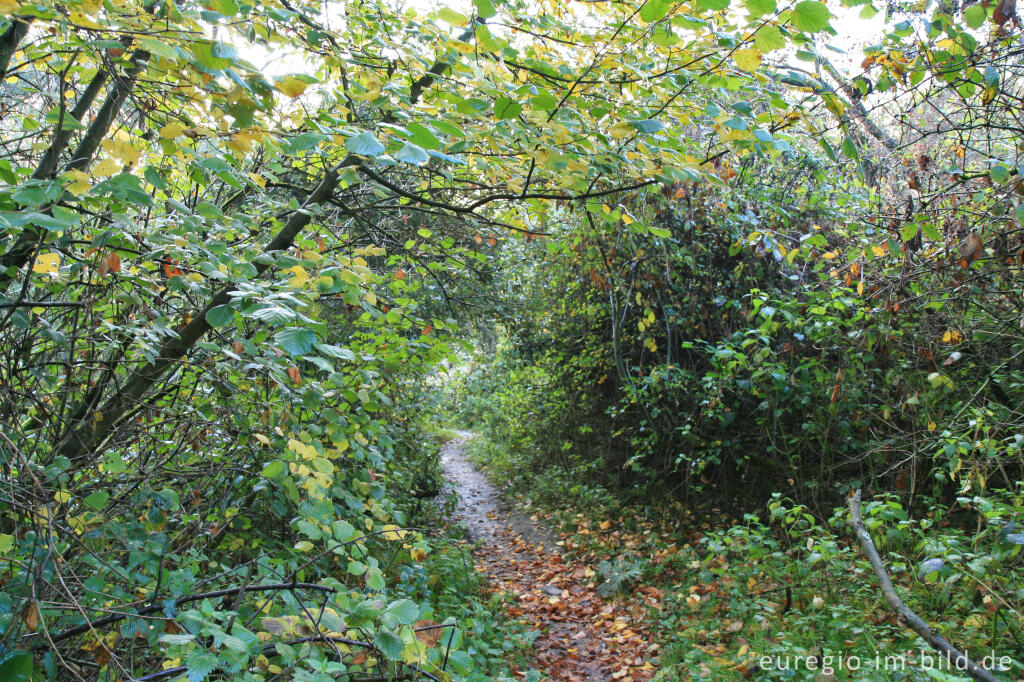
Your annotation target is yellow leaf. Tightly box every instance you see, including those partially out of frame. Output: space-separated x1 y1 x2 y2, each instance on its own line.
68 10 102 27
609 122 633 138
63 169 92 195
552 123 572 145
92 157 121 177
733 49 762 72
822 250 837 260
598 520 611 530
380 524 407 541
54 490 72 505
277 75 309 98
248 172 267 188
160 122 184 139
254 433 270 445
566 159 588 174
33 252 61 274
0 0 22 15
102 138 142 164
285 265 309 288
964 614 985 628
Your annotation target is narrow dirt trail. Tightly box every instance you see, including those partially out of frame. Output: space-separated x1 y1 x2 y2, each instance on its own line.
440 432 656 681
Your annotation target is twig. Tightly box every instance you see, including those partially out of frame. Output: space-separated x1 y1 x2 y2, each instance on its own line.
38 582 335 644
131 636 440 682
847 489 1001 682
0 301 86 309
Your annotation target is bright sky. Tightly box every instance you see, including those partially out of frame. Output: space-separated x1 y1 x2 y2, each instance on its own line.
242 1 894 83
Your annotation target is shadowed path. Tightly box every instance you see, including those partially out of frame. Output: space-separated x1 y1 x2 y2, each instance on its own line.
439 432 656 682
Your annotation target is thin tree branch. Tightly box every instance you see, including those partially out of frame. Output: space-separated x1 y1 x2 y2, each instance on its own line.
848 489 1001 682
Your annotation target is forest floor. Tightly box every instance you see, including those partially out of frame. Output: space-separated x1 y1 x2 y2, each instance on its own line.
439 432 658 681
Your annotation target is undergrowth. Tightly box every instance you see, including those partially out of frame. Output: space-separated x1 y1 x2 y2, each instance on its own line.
458 434 1024 680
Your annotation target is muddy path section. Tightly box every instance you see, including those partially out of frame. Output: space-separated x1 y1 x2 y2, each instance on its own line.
439 430 558 551
438 432 656 682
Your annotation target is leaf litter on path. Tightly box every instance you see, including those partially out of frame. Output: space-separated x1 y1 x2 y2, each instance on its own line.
440 433 657 681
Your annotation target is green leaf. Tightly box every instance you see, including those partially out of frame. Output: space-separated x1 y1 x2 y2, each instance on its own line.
384 598 419 625
901 223 919 242
475 24 506 51
0 533 14 553
205 304 234 328
246 306 296 325
817 137 837 161
138 38 180 60
209 0 238 16
984 65 999 89
437 7 468 24
790 1 831 31
158 633 197 645
184 650 218 682
0 651 34 682
261 460 284 478
190 41 237 71
629 119 665 133
841 135 860 162
744 0 776 17
964 3 986 28
102 451 127 474
275 327 317 356
698 0 730 11
395 143 430 166
989 164 1010 184
407 122 441 149
373 630 405 660
494 97 522 120
754 26 786 52
366 566 385 590
316 343 356 361
473 0 497 18
83 491 110 511
723 116 747 130
345 131 385 157
639 0 672 22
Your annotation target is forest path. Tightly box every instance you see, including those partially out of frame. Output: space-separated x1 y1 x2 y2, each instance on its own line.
439 432 656 681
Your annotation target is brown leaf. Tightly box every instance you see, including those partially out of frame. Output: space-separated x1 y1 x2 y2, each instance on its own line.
958 232 982 262
994 0 1015 24
98 251 121 278
24 600 39 631
287 366 301 385
414 619 443 647
260 617 290 636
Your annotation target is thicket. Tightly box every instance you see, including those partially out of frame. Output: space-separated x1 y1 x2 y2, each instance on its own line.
447 6 1024 676
453 19 1024 518
2 0 1023 678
